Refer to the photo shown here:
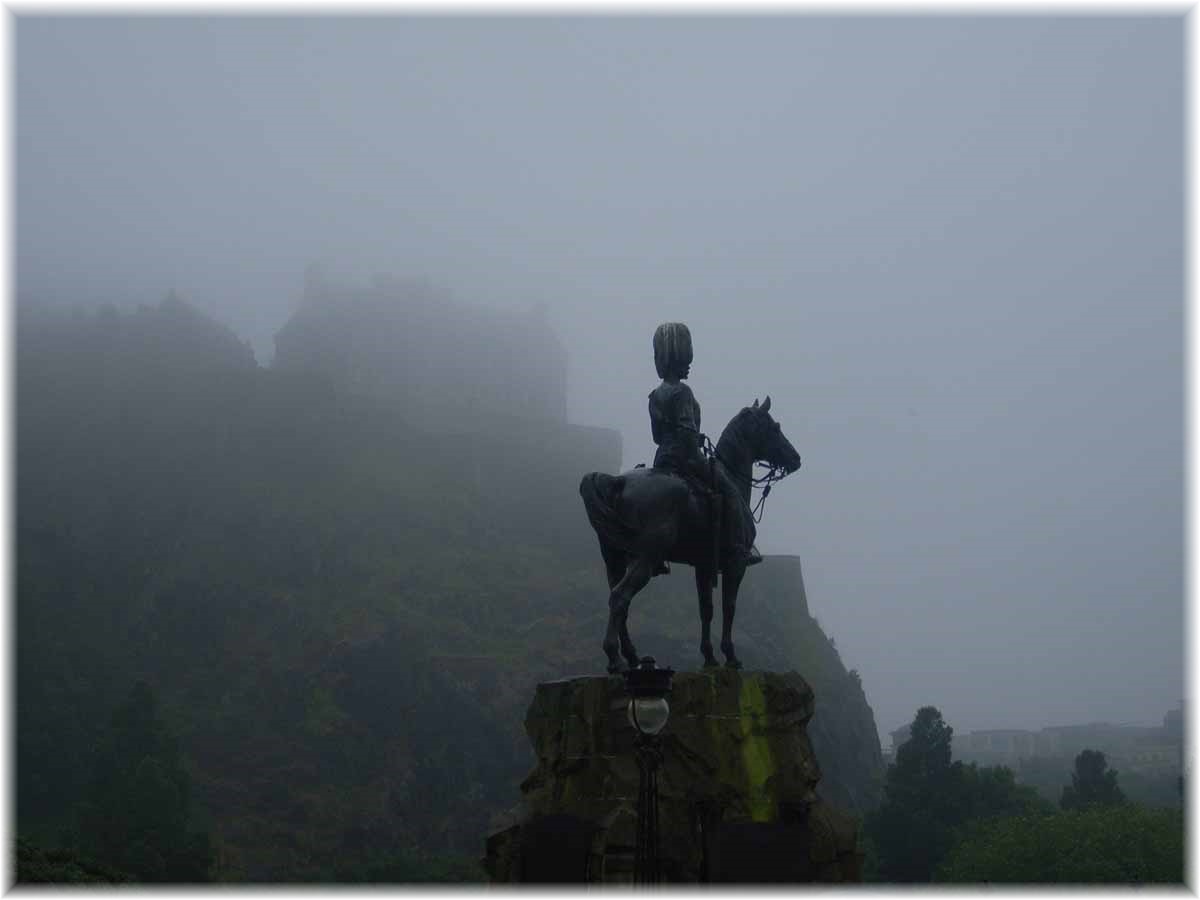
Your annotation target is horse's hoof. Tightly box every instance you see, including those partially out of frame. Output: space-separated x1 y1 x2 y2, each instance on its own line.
702 656 720 668
725 658 743 670
604 645 623 674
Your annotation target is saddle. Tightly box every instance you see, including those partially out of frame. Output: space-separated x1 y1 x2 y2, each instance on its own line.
634 462 722 583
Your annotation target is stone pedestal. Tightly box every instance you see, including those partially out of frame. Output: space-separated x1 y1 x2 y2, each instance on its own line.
484 668 862 883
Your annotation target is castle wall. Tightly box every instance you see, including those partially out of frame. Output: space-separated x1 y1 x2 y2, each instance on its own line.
274 280 569 429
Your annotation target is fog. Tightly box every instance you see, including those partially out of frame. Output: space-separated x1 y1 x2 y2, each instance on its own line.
16 15 1184 740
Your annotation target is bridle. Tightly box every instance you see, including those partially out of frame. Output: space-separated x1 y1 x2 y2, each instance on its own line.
699 431 793 524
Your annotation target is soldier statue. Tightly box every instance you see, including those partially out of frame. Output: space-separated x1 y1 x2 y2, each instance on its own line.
648 322 761 569
580 322 800 672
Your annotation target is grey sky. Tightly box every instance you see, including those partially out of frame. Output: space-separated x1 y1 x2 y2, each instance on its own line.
16 15 1184 739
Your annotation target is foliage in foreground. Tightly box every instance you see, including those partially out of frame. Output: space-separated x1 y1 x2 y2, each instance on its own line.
935 804 1184 884
330 848 486 882
15 837 135 884
64 681 213 882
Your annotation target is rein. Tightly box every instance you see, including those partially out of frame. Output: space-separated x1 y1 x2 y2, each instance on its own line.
700 434 790 523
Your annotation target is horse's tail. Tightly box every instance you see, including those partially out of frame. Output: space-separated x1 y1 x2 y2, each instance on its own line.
579 472 633 549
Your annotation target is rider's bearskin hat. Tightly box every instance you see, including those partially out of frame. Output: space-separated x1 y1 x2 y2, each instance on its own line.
653 322 693 379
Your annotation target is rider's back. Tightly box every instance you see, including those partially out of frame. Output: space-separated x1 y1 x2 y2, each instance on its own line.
648 379 704 474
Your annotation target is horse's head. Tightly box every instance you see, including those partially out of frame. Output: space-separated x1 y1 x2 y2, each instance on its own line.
742 396 802 474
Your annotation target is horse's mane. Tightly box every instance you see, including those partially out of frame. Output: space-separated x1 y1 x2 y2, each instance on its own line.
714 407 755 463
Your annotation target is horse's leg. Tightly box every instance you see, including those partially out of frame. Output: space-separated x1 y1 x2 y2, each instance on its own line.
612 555 655 670
720 563 747 669
599 539 628 590
603 589 624 674
600 540 629 672
695 566 719 667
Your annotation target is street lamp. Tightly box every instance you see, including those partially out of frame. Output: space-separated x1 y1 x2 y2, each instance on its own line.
624 656 674 886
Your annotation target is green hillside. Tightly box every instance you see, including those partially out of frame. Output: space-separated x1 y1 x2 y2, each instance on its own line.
16 297 882 881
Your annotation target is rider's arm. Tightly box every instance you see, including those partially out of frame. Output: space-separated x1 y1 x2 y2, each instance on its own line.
673 385 703 457
648 392 664 445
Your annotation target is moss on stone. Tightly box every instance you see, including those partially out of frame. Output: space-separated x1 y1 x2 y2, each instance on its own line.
738 675 777 822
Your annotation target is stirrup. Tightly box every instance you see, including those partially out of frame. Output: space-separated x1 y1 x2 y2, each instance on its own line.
745 546 763 567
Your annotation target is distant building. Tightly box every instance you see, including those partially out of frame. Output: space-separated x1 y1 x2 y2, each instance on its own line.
1164 705 1183 742
274 273 569 432
950 705 1184 776
956 728 1038 766
884 704 1185 777
887 725 911 756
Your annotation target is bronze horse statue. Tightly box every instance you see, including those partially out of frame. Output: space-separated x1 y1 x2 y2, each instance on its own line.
580 396 801 673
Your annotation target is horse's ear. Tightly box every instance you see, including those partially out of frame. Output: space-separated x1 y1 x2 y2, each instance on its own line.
761 395 771 413
752 398 759 409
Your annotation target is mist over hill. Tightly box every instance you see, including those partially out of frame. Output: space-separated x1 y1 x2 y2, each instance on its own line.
16 285 881 880
275 266 568 429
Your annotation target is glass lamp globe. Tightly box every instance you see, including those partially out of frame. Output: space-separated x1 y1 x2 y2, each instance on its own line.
627 696 670 736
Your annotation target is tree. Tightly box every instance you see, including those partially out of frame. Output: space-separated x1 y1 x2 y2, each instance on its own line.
15 837 134 884
1060 749 1125 810
867 707 959 881
69 681 212 882
936 804 1183 883
895 706 955 785
951 761 1053 824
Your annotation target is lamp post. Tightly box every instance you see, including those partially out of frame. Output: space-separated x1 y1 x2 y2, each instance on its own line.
624 656 674 886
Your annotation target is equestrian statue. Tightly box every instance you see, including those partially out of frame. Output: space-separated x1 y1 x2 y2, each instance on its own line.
580 322 801 673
